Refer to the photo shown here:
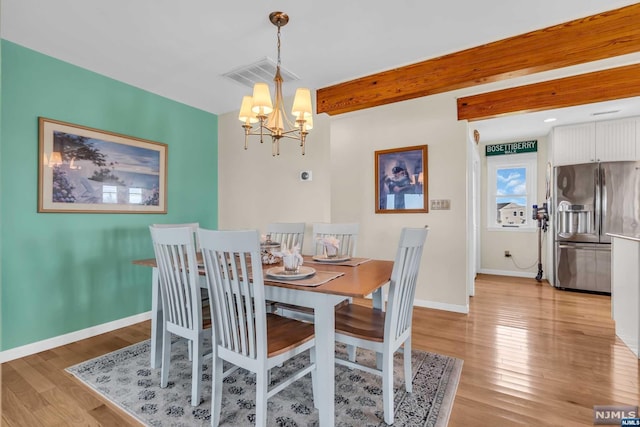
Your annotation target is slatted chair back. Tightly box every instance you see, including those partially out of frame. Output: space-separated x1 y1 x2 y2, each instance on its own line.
312 222 359 257
386 227 429 345
152 222 200 250
149 225 202 332
266 222 305 251
199 229 267 366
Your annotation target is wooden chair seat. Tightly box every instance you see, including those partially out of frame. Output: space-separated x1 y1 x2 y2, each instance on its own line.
334 304 385 342
266 313 315 356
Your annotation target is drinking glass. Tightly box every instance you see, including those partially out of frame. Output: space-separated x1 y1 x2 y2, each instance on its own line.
282 254 301 274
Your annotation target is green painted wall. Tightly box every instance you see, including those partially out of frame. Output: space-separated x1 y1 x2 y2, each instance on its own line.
0 40 218 351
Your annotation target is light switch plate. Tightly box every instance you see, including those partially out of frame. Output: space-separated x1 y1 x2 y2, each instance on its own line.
430 199 451 210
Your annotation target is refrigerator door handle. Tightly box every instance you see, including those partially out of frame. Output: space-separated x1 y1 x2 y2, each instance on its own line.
557 243 610 251
594 166 601 238
600 166 607 238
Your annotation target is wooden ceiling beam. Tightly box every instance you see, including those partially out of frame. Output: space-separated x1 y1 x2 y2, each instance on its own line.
316 4 640 116
457 64 640 121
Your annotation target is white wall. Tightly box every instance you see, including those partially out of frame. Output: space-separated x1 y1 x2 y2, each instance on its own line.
479 135 550 278
218 92 469 313
329 94 469 312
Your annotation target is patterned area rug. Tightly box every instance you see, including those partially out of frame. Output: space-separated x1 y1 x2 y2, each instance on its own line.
66 338 462 426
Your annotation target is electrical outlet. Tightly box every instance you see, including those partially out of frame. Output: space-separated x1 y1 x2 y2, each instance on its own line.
504 250 511 258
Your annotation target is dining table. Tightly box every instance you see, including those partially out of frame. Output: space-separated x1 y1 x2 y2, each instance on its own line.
132 254 394 427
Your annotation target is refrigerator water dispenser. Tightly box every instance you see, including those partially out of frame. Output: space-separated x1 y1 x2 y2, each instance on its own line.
557 201 593 238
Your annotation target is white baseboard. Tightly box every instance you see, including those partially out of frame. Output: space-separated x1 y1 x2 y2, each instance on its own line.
413 298 469 314
0 311 151 363
366 294 469 314
478 268 543 279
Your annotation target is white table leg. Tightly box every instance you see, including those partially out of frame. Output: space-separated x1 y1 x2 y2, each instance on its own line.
150 267 162 368
372 286 385 310
314 295 335 427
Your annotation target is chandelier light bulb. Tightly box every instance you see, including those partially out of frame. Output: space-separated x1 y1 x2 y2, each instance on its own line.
295 113 313 131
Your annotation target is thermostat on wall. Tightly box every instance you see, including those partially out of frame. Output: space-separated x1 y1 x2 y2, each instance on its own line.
300 170 312 181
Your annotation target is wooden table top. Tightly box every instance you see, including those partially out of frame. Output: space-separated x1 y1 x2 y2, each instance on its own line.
132 255 393 298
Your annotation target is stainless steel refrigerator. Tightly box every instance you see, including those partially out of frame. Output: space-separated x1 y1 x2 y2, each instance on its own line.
554 161 640 293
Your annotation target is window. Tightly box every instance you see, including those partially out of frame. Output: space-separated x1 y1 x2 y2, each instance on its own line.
487 153 537 231
129 187 142 204
102 185 118 204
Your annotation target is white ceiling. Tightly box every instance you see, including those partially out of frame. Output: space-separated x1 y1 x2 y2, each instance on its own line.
2 0 639 142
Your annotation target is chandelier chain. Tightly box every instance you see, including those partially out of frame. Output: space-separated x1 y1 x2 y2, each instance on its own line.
276 24 282 69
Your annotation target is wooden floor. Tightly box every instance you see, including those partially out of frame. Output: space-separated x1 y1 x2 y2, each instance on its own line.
2 274 638 426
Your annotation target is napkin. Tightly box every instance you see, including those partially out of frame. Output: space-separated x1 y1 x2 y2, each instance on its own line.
317 236 340 257
273 244 304 270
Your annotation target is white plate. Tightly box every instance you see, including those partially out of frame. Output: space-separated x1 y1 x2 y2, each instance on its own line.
266 266 316 280
312 255 351 263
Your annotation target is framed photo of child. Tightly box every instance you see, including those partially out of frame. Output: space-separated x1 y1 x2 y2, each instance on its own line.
375 145 428 213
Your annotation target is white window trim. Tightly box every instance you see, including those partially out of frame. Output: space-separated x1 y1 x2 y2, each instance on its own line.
487 152 537 232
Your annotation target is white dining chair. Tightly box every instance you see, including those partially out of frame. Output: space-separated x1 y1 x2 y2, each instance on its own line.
198 228 317 427
266 222 305 251
152 222 200 250
153 222 208 359
149 225 211 406
333 226 428 425
312 222 359 257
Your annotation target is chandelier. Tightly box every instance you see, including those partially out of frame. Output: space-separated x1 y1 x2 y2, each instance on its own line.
238 12 313 156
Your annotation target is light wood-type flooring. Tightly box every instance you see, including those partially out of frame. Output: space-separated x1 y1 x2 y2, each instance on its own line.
2 274 638 426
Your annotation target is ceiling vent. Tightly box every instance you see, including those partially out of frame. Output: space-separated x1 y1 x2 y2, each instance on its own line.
591 109 620 116
223 57 300 88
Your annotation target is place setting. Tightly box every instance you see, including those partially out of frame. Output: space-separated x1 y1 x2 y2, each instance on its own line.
303 235 372 266
312 254 352 263
263 243 343 287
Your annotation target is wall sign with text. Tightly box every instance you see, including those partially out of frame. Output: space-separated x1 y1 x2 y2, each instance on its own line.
485 140 537 156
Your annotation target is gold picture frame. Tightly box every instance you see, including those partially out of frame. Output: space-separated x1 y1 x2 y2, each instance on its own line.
38 117 167 213
375 145 428 214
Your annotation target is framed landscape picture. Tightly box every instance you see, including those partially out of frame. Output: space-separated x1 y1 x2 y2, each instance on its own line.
375 145 428 214
38 117 167 213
